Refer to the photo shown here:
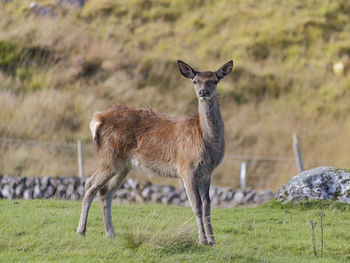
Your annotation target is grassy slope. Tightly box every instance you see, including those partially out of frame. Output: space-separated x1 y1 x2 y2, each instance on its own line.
0 0 350 189
0 199 350 262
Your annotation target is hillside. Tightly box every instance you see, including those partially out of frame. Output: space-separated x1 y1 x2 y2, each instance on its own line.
1 0 350 190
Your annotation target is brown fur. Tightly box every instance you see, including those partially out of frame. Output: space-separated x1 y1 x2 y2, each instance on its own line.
95 105 203 173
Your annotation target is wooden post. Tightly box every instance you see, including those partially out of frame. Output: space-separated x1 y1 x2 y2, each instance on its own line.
77 140 84 178
240 161 246 191
293 134 304 173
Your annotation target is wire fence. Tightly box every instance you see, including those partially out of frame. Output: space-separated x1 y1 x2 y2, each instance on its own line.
0 136 348 190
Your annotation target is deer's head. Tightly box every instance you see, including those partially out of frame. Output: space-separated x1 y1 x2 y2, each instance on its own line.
177 60 233 101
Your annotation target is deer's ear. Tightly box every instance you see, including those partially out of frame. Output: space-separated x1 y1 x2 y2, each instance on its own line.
216 60 233 80
177 60 197 79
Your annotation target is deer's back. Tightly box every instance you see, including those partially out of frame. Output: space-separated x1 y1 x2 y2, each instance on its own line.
92 105 204 177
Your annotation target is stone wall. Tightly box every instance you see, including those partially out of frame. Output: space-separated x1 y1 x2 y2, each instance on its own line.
0 175 273 207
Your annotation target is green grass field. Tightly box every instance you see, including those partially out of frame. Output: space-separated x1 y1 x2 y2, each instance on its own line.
0 200 349 262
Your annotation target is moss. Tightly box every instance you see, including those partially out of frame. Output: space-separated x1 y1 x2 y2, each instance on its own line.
0 40 54 75
0 40 21 72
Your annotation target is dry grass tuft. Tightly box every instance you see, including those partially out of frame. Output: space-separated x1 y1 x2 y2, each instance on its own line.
121 215 197 253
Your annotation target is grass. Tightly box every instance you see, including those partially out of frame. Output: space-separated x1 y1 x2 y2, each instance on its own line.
0 199 350 262
1 0 350 189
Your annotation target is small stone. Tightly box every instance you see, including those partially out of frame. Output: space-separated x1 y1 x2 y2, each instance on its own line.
161 196 172 205
232 190 244 205
179 191 188 201
116 189 129 199
126 178 139 190
160 185 175 195
15 184 26 198
44 185 55 198
243 190 256 204
150 192 162 203
66 184 75 198
34 185 44 199
209 187 218 199
77 185 85 197
171 198 181 206
2 185 14 200
141 186 153 200
138 180 151 191
23 189 33 200
35 177 41 187
41 176 51 189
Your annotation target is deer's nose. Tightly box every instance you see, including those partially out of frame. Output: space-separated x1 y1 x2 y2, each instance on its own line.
199 89 210 97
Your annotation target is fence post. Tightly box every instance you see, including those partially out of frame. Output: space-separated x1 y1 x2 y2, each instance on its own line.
240 161 246 191
77 139 84 178
293 134 304 173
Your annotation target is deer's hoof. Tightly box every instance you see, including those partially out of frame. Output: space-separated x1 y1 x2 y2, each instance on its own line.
207 239 215 246
199 238 208 245
76 229 86 236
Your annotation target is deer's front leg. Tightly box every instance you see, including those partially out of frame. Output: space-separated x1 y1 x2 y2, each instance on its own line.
181 171 207 245
199 175 215 245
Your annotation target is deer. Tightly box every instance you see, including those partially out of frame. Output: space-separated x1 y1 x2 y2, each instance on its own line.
76 60 233 245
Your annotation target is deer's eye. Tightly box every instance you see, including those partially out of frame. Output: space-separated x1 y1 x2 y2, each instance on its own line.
193 80 197 84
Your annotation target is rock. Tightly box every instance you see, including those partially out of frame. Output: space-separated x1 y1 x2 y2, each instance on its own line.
116 189 129 199
15 184 26 198
232 190 244 205
26 177 35 188
141 186 153 200
161 196 172 205
77 185 85 197
35 177 41 187
211 196 220 206
41 176 51 189
49 178 59 188
138 180 151 191
126 178 139 190
56 0 86 8
209 186 218 199
127 191 136 202
254 190 273 204
179 190 188 201
243 190 256 204
66 184 75 198
220 188 233 202
2 185 14 199
44 185 55 198
30 2 56 17
23 189 33 200
71 193 80 201
150 192 162 203
171 198 181 206
160 185 175 195
56 184 67 199
34 185 44 199
275 167 350 204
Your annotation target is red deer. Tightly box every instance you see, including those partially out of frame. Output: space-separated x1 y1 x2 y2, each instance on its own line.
77 60 233 245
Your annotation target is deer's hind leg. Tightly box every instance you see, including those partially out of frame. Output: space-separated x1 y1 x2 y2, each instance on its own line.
77 162 119 236
99 165 130 237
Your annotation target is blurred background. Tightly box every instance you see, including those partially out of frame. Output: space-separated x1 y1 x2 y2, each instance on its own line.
0 0 349 191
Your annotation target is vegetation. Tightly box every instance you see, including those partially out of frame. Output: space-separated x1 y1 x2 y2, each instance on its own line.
0 199 350 262
1 0 350 189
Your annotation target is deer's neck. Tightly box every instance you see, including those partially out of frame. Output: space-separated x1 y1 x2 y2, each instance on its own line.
198 96 225 165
